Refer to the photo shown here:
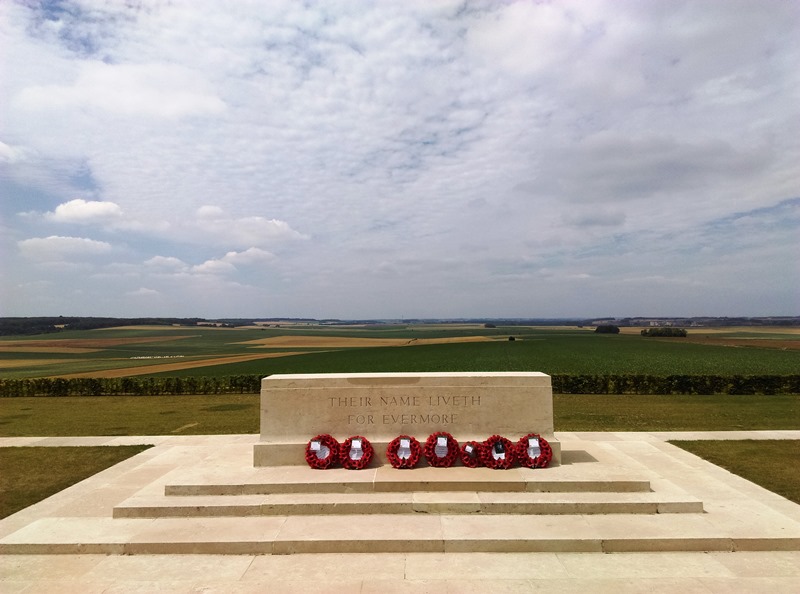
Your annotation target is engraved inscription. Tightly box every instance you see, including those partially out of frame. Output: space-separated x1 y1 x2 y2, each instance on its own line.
382 413 458 425
381 395 420 406
428 395 481 406
329 396 372 407
327 390 482 426
347 414 375 425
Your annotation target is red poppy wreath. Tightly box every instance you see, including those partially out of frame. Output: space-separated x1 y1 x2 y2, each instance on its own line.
305 434 340 469
515 433 553 469
481 434 516 469
386 435 422 469
460 440 484 468
340 435 374 470
424 431 459 467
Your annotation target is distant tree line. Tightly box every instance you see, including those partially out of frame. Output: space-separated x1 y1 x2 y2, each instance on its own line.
594 325 620 334
641 327 688 337
2 374 798 397
0 317 206 337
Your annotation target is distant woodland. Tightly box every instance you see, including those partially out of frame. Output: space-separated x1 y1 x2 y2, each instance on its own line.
1 316 797 338
0 317 204 337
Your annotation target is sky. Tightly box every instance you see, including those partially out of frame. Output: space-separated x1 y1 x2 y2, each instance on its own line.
1 0 798 320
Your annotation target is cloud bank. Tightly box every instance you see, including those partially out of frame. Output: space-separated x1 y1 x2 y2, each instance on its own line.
1 0 797 318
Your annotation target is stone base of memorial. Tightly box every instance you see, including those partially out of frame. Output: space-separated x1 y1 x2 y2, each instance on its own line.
253 372 560 467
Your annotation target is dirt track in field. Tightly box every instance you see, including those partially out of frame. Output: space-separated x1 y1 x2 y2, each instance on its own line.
0 346 101 354
0 359 73 369
55 352 305 378
674 337 800 350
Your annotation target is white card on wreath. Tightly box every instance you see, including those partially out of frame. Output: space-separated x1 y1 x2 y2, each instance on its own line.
310 441 321 451
434 436 448 458
528 437 541 458
492 442 505 460
398 438 411 459
350 439 363 460
465 444 474 454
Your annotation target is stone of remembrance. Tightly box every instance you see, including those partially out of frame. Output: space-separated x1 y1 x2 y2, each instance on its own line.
254 372 561 466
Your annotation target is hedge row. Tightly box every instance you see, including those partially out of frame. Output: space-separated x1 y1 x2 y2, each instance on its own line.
0 375 262 397
552 374 800 395
1 374 799 397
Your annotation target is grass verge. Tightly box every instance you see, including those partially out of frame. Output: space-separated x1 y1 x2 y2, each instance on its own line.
0 394 260 436
0 394 797 436
670 440 800 504
554 394 799 431
0 445 151 518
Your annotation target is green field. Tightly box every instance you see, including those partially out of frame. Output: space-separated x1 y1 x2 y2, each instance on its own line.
150 337 800 377
1 324 798 379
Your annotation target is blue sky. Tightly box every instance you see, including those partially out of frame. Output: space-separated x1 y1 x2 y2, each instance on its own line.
1 0 798 318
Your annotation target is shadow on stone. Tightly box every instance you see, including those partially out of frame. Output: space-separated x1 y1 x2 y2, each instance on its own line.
561 450 598 464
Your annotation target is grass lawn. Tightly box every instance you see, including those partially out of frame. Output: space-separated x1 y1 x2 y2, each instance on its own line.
0 394 261 436
1 393 797 436
554 394 800 431
0 445 151 518
670 440 800 504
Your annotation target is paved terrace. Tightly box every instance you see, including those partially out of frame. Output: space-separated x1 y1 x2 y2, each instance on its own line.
2 431 799 593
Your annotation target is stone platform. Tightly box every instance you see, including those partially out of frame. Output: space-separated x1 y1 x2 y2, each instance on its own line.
2 432 799 557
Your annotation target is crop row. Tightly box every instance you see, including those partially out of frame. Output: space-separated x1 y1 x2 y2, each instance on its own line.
1 374 798 397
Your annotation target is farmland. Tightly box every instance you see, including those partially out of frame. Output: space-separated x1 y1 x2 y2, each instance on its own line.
0 323 798 379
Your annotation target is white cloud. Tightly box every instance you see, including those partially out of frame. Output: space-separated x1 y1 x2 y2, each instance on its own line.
45 198 123 224
189 207 308 248
128 287 159 297
191 247 275 275
144 256 187 270
196 205 225 219
0 140 29 164
221 247 276 266
191 259 237 276
16 62 226 119
17 235 112 261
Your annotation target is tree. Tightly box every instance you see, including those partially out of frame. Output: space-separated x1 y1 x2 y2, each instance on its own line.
595 325 620 334
641 327 688 337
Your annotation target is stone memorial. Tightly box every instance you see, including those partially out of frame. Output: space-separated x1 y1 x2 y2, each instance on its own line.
254 371 560 466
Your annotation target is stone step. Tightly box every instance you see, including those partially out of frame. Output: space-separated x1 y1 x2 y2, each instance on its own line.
114 490 703 518
3 513 798 555
165 478 652 496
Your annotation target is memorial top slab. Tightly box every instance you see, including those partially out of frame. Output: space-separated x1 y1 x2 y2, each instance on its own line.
263 372 551 388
